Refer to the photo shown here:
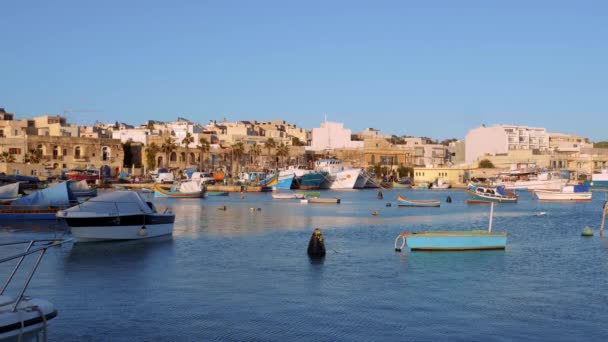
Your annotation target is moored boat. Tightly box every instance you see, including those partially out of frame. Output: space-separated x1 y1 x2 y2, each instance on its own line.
466 183 518 204
298 172 327 190
153 181 205 198
258 173 279 191
66 167 102 184
276 171 295 190
305 197 341 204
534 185 592 202
431 179 451 189
272 193 305 200
314 159 361 189
0 182 77 220
68 180 98 199
394 203 507 251
205 191 229 196
494 170 567 190
392 179 412 189
397 194 440 207
0 182 21 204
58 191 176 242
584 169 608 189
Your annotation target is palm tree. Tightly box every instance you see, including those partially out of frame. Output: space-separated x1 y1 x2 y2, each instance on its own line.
231 142 245 174
276 143 290 168
181 132 194 166
198 137 210 171
0 152 16 163
264 137 276 167
160 136 177 168
145 142 160 170
24 149 42 163
250 142 262 167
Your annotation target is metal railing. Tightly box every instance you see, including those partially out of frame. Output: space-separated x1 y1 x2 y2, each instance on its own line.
1 239 73 312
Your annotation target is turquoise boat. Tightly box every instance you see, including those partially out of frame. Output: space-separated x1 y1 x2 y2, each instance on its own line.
395 203 507 251
298 172 326 190
206 191 229 196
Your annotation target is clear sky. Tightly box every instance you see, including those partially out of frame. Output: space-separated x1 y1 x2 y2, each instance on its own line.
1 0 606 141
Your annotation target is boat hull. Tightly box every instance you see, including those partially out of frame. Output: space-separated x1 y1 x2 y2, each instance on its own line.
328 169 361 189
584 180 608 189
0 296 57 342
397 195 440 207
205 191 229 196
276 173 295 190
153 185 204 198
70 223 174 242
466 190 518 203
534 190 592 202
404 232 507 251
498 179 567 191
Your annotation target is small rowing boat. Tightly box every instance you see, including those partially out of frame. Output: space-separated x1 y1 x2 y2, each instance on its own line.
205 191 229 196
272 193 305 200
153 182 205 198
397 194 440 207
304 197 341 204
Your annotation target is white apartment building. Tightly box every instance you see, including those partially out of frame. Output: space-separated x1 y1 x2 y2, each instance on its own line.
465 125 549 164
306 121 364 151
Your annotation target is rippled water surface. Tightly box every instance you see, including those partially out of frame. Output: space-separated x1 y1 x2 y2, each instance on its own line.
2 189 608 341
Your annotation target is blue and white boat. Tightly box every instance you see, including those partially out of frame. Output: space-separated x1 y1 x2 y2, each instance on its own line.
276 171 295 190
258 173 279 191
0 182 20 204
0 182 77 220
395 203 507 251
584 169 608 189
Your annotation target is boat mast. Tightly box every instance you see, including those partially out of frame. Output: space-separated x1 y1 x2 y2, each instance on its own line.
488 202 494 233
601 200 607 237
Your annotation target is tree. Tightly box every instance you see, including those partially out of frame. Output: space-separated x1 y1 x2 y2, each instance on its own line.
181 132 194 166
122 139 134 167
0 152 16 163
145 142 160 170
250 142 262 166
594 141 608 149
231 142 245 174
276 142 290 167
160 136 177 168
291 137 305 146
24 149 42 164
146 122 155 131
264 137 276 157
397 165 413 179
478 159 495 168
198 137 210 171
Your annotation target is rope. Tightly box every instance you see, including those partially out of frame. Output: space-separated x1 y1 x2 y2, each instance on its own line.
33 306 48 342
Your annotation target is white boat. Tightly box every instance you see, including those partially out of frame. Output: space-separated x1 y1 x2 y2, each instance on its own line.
494 171 567 190
314 159 361 189
57 191 175 242
534 185 592 202
272 193 305 200
431 179 451 189
0 239 71 342
354 172 369 189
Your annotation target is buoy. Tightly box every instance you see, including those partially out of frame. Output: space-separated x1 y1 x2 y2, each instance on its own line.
535 212 547 217
371 211 379 216
582 227 594 237
250 207 255 212
218 205 227 211
257 208 261 211
377 191 383 200
446 196 452 203
307 228 326 258
137 226 147 237
386 203 392 207
240 194 245 199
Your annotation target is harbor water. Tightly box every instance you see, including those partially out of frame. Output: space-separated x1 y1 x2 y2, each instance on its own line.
2 189 608 341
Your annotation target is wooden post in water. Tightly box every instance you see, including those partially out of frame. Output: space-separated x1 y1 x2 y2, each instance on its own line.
488 202 495 233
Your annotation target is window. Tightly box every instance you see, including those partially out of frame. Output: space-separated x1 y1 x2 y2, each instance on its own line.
8 148 21 155
74 146 81 159
102 146 110 161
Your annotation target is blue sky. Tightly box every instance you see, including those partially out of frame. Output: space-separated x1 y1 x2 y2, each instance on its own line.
1 0 606 141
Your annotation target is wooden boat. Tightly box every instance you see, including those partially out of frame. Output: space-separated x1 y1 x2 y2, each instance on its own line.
258 173 279 192
395 203 507 251
305 197 341 204
66 167 102 184
392 181 412 189
300 191 321 197
466 183 518 204
534 185 592 202
397 194 440 207
153 183 205 198
272 193 305 200
205 191 229 196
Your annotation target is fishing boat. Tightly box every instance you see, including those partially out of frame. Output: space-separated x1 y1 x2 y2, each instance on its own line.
534 185 592 202
276 171 295 190
205 191 229 196
272 193 305 200
258 173 279 191
153 181 205 198
413 182 431 190
466 183 518 204
494 170 567 190
68 180 98 199
58 191 175 242
394 202 507 251
0 182 20 204
0 239 72 341
314 159 361 189
354 172 369 189
0 182 77 220
397 194 440 207
298 172 327 190
584 169 608 189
